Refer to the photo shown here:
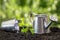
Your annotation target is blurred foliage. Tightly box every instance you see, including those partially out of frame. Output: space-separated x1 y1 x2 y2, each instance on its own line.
0 0 60 33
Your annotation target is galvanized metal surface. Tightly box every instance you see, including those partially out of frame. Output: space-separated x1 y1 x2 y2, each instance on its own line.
33 14 51 34
0 19 19 33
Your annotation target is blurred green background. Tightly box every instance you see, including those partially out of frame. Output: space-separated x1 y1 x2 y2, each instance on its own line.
0 0 60 32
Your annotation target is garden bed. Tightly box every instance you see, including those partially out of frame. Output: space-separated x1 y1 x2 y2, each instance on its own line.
0 27 60 40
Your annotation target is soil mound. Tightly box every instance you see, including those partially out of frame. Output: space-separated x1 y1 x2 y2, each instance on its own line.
0 27 60 40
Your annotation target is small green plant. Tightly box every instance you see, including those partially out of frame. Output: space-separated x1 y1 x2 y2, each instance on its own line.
21 27 28 33
20 26 34 34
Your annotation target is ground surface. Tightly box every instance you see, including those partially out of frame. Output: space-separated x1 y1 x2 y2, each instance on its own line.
0 27 60 40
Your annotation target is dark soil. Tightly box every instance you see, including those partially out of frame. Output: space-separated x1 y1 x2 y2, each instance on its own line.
0 27 60 40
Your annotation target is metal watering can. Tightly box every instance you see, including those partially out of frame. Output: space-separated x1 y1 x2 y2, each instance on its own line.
0 19 19 33
33 14 58 34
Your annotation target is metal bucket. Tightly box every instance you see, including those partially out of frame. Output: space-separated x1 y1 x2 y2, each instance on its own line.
0 19 19 33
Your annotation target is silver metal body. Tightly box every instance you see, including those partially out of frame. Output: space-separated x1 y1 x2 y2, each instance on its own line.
0 19 19 33
33 14 51 34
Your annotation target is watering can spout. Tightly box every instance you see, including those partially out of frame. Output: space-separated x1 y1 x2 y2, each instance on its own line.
45 15 58 29
44 21 52 29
